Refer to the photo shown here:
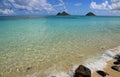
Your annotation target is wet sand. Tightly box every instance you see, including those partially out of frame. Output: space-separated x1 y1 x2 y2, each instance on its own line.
92 59 120 77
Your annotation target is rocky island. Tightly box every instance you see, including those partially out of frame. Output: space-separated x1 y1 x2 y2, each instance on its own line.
86 12 96 16
56 11 69 16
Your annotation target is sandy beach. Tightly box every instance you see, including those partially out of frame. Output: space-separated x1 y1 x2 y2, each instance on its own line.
92 59 120 77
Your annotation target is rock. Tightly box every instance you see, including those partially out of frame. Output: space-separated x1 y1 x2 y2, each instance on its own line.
113 61 120 65
114 61 120 65
96 70 109 77
111 66 120 72
114 54 120 62
114 54 120 59
74 65 91 77
56 11 69 16
117 59 120 62
26 67 32 71
86 12 96 16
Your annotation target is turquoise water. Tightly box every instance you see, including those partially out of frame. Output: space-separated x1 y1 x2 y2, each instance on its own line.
0 16 120 77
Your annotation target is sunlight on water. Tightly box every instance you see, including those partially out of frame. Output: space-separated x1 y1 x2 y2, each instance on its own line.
0 16 120 77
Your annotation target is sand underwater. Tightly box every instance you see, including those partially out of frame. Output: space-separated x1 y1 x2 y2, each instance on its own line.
0 16 120 77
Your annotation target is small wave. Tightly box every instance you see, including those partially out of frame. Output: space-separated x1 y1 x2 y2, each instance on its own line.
47 72 70 77
85 46 120 72
47 46 120 77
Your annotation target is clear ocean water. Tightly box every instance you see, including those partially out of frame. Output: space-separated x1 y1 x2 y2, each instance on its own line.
0 16 120 77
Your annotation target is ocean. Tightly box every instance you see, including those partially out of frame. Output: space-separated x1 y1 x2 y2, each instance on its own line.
0 16 120 77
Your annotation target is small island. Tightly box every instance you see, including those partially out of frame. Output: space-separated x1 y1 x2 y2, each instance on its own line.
56 11 70 16
86 12 96 16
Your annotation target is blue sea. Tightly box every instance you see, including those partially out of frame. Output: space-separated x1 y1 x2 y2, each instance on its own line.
0 16 120 77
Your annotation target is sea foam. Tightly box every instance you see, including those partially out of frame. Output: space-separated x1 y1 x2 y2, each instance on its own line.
85 46 120 72
47 46 120 77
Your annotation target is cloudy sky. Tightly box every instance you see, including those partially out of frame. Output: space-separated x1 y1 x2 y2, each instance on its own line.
0 0 120 16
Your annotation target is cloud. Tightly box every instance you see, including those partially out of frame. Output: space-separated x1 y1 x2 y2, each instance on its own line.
53 0 67 11
90 0 120 11
0 0 68 15
74 3 82 6
58 0 67 11
90 1 109 10
109 0 120 10
0 1 14 15
0 0 55 15
0 9 14 15
8 0 55 12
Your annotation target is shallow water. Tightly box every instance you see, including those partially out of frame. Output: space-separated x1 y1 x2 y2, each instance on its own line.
0 16 120 77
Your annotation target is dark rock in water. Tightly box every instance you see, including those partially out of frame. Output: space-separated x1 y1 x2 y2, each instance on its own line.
86 12 96 16
101 47 104 50
117 59 120 62
114 61 120 65
74 65 91 77
111 66 120 72
97 70 109 77
26 67 32 71
114 54 120 59
114 54 120 62
56 11 69 16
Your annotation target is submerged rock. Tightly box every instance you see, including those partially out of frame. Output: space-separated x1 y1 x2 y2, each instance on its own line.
86 12 96 16
111 66 120 72
56 11 69 16
26 67 32 71
51 76 56 77
74 65 91 77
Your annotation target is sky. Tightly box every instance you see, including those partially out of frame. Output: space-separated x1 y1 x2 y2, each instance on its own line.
0 0 120 16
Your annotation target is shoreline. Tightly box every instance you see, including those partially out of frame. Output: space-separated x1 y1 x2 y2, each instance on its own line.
92 59 120 77
90 47 120 77
48 46 120 77
72 46 120 77
1 47 120 77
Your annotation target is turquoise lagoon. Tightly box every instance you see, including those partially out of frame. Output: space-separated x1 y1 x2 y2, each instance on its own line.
0 16 120 77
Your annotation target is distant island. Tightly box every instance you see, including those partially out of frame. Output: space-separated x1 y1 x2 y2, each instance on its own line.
56 11 69 16
86 12 96 16
56 11 96 16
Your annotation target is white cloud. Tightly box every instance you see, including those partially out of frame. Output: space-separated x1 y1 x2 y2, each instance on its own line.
0 0 68 15
109 0 120 10
74 3 82 6
0 0 14 15
0 9 14 15
53 0 67 11
90 0 120 11
0 0 56 15
58 0 67 11
90 1 109 10
8 0 55 12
